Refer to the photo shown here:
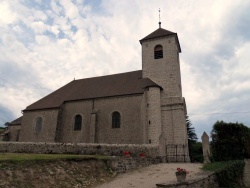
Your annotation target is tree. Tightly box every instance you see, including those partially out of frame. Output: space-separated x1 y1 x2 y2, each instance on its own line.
191 142 203 162
4 122 10 127
186 116 198 143
186 116 200 162
211 121 250 161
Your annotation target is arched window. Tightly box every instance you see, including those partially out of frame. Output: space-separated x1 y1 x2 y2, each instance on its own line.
112 111 120 128
154 45 163 59
74 115 82 131
35 117 42 133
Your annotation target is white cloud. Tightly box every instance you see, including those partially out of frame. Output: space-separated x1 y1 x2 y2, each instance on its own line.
0 0 249 138
30 21 49 34
59 0 80 20
0 1 16 24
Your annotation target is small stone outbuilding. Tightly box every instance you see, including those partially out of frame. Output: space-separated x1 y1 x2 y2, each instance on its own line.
0 117 22 141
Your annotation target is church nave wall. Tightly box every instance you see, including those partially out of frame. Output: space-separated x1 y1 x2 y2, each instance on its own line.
19 109 59 142
58 94 144 144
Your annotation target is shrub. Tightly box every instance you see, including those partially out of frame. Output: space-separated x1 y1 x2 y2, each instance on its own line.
211 121 250 161
212 160 245 188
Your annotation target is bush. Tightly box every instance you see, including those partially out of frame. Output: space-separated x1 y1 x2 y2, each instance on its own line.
189 142 203 162
203 160 245 188
211 121 250 161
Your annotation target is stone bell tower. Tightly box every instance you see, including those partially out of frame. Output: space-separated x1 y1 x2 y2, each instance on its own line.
140 23 188 153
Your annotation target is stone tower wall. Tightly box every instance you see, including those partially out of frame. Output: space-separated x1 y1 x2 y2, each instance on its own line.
141 34 188 148
142 35 182 100
141 92 148 144
146 87 161 144
161 98 187 145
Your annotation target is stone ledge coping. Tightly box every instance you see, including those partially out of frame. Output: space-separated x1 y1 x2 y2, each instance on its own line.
0 142 158 146
156 174 215 188
0 142 159 158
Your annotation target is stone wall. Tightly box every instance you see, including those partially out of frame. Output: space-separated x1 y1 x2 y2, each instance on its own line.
93 95 143 144
161 97 187 146
24 94 145 144
39 95 144 144
141 33 188 152
147 87 162 144
0 142 159 158
108 156 160 173
156 174 218 188
142 36 181 97
19 109 59 142
1 125 21 141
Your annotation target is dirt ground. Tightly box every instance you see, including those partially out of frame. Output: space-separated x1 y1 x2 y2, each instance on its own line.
95 163 210 188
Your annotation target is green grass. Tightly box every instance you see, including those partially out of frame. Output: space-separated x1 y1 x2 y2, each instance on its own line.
0 153 110 162
202 161 232 172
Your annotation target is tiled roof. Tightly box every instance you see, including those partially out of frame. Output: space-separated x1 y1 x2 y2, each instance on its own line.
140 28 181 52
24 70 161 111
9 116 22 125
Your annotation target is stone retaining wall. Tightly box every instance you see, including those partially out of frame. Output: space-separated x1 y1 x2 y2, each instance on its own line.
0 142 159 158
107 156 160 173
156 174 218 188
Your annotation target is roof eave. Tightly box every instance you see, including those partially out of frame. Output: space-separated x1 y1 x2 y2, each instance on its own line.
144 85 163 90
23 107 60 112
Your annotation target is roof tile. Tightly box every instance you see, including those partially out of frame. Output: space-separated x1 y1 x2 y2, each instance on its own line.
24 70 161 111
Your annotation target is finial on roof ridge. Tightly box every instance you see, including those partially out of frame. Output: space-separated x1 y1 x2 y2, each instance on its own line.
158 8 161 28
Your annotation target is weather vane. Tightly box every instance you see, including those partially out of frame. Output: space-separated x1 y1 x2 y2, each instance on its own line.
158 8 161 28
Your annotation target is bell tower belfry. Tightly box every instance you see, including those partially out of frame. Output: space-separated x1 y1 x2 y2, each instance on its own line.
140 26 182 98
140 23 188 152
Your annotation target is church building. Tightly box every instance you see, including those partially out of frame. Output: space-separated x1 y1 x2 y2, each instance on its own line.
4 24 188 147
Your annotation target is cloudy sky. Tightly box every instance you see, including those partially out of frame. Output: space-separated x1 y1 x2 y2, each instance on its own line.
0 0 250 139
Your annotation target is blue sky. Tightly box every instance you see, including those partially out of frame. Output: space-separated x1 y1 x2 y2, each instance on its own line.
0 0 250 140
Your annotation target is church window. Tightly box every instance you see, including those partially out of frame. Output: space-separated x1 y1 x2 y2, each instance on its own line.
112 111 120 128
74 115 82 131
154 45 163 59
35 117 43 133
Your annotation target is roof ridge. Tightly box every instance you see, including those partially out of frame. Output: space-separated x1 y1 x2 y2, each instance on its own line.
140 27 176 43
75 70 142 81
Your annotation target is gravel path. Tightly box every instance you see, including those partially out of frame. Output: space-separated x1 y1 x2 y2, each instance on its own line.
95 163 209 188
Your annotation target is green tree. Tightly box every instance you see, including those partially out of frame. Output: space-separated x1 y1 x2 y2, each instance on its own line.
186 116 198 143
186 116 200 162
192 142 203 162
211 121 250 161
4 122 10 127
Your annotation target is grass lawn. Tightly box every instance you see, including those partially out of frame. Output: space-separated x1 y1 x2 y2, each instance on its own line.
202 161 232 172
0 153 110 162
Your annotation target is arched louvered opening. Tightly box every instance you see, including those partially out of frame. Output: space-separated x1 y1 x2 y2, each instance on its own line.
154 45 163 59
